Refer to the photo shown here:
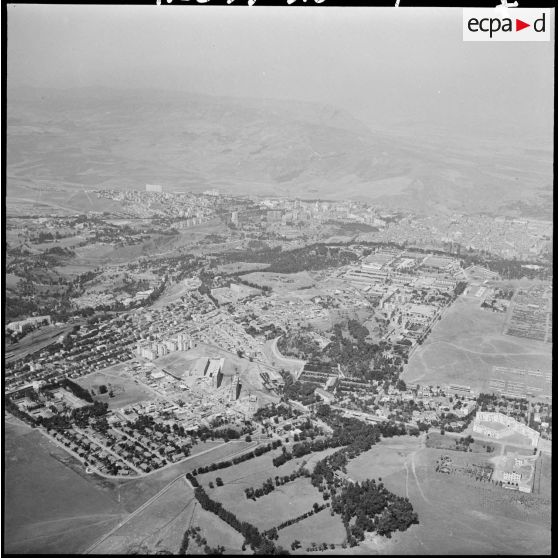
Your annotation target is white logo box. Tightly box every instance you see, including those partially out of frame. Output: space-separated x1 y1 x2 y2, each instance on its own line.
463 8 552 41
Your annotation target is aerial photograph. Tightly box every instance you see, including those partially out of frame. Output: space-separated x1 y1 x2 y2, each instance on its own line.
3 3 553 555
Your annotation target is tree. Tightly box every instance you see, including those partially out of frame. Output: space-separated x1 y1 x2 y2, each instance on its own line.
216 477 224 487
99 384 108 394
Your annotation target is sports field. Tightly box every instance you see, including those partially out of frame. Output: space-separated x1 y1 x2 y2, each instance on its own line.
404 296 552 394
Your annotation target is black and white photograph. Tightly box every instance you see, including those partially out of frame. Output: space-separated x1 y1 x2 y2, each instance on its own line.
3 2 553 555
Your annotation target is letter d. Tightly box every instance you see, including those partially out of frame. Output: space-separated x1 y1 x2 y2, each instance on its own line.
534 13 546 32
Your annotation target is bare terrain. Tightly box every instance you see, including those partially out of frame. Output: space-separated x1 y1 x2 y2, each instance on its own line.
7 86 553 218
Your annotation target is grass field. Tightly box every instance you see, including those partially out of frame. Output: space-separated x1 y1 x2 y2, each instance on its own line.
77 364 154 409
94 479 249 554
208 476 325 532
195 446 344 533
277 508 346 550
91 476 196 554
4 420 125 554
186 505 251 555
346 435 551 555
404 296 552 394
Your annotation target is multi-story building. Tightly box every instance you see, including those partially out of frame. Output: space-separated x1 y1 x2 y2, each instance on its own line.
473 411 540 446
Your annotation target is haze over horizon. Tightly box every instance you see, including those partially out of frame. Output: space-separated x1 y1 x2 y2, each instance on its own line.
7 5 554 142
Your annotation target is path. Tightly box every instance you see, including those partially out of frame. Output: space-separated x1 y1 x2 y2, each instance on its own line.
403 434 430 504
83 474 190 554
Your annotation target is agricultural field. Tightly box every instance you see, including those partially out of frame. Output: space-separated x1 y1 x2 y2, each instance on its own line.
195 446 345 534
3 420 125 554
404 296 552 395
345 435 551 555
77 364 154 409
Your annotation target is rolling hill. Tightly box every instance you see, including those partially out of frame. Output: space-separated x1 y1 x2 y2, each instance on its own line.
6 86 552 217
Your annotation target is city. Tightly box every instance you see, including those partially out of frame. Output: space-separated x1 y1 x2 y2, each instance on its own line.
3 4 553 556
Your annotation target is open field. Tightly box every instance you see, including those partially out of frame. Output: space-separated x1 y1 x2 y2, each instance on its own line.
277 508 347 550
347 435 422 486
195 446 342 532
91 477 250 555
3 420 126 554
185 505 250 555
77 363 154 409
345 435 551 555
404 296 552 395
213 476 324 531
90 476 196 554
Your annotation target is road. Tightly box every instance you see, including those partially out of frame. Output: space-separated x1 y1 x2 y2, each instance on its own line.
267 336 306 379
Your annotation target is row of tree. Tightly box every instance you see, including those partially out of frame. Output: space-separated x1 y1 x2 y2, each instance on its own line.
193 486 289 554
244 468 309 500
192 440 282 476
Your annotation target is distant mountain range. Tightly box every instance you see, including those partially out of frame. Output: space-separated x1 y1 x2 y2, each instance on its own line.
6 86 553 217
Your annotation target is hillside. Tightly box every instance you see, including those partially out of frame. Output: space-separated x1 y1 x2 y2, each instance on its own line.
6 86 552 217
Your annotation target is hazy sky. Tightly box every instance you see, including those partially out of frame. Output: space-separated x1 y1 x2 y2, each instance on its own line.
7 4 554 137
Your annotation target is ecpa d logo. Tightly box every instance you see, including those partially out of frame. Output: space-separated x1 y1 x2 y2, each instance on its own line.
463 8 551 41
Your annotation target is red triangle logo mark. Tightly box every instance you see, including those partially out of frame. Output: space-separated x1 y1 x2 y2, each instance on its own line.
516 19 530 32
